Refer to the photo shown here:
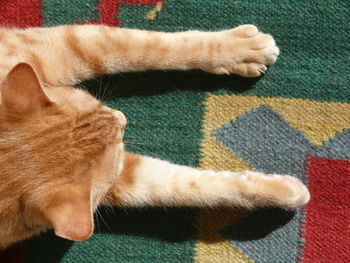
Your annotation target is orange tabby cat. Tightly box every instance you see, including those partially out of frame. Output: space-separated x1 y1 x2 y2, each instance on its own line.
0 24 309 248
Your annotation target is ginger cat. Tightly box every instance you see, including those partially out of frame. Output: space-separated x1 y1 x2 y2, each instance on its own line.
0 24 309 248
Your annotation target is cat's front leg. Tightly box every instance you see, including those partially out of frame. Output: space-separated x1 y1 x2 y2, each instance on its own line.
104 153 309 209
195 25 279 77
1 25 277 85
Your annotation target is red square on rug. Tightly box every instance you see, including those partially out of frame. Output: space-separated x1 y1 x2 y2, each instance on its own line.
0 0 43 28
301 155 350 263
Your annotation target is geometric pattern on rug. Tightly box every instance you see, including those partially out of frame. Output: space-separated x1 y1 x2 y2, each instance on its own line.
214 105 312 176
199 94 350 262
205 95 350 148
213 105 308 262
42 0 164 27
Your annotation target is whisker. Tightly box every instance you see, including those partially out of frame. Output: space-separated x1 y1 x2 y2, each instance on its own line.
123 140 147 146
97 75 103 101
94 209 100 234
99 76 108 102
96 207 112 233
105 205 117 217
124 144 146 153
101 84 118 103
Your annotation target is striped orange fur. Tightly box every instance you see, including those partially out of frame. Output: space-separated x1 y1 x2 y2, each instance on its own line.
0 24 309 248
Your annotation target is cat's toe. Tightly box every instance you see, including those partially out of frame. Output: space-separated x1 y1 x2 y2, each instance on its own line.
234 63 268 77
250 173 310 209
248 33 280 63
230 24 259 38
281 176 310 209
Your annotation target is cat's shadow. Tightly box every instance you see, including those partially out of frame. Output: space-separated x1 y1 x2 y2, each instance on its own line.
23 207 295 263
94 206 295 242
81 70 260 99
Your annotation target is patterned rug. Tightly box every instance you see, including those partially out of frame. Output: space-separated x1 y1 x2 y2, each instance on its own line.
1 1 350 262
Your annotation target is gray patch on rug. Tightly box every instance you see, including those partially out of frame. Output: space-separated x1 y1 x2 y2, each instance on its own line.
214 105 313 177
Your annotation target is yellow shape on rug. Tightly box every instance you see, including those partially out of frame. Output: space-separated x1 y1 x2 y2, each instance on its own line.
203 94 350 146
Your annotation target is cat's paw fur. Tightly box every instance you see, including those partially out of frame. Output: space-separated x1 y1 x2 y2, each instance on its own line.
242 171 310 209
277 175 311 208
203 24 279 77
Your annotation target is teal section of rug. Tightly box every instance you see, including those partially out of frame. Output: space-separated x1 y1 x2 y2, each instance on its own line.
42 0 99 26
103 72 206 166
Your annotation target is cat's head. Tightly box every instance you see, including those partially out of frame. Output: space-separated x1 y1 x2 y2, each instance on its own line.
0 63 126 241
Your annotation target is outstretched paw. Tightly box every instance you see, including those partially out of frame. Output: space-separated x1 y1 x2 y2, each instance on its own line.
203 24 279 77
242 172 310 209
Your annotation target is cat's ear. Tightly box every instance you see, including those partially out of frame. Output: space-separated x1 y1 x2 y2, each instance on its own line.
44 189 94 241
0 63 52 115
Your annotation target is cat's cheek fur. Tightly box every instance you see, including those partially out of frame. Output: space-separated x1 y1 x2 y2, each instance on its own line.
90 143 126 209
40 145 125 242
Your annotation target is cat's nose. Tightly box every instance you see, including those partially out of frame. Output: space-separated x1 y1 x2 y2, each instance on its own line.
113 110 127 128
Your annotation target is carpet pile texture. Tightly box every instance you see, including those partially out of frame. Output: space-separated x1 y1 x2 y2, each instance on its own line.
1 1 349 262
